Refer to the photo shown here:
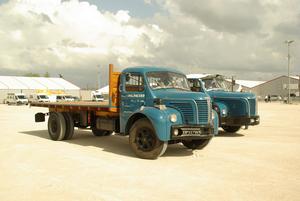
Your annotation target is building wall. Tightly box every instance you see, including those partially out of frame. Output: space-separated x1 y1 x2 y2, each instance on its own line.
79 90 93 100
251 76 299 99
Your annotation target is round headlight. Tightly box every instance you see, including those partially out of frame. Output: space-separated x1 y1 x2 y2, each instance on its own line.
169 114 177 123
221 109 227 116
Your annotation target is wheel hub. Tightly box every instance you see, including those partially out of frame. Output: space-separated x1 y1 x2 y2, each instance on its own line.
136 128 155 152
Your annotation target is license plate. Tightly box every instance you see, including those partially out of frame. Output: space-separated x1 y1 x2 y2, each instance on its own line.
181 128 202 136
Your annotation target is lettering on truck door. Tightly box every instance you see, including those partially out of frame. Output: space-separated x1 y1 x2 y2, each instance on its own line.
120 72 145 131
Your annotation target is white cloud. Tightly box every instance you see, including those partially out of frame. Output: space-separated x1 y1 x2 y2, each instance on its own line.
0 0 166 75
0 0 300 87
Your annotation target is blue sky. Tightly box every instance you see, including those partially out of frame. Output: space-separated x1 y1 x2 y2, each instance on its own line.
82 0 160 18
0 0 8 4
0 0 160 18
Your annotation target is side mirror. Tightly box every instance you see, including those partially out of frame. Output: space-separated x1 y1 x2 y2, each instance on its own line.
125 73 131 82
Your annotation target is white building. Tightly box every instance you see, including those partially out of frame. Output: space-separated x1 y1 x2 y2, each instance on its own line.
0 76 80 103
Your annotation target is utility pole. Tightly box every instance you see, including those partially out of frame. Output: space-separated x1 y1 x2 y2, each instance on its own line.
298 75 300 97
231 76 235 92
96 65 101 89
285 40 294 104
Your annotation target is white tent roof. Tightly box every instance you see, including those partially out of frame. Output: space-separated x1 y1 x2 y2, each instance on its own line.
290 76 300 80
0 76 80 90
14 77 47 89
97 85 109 94
235 80 265 88
186 74 211 79
0 80 9 89
0 76 28 89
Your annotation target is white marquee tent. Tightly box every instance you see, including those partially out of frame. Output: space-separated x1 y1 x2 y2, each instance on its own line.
0 76 80 103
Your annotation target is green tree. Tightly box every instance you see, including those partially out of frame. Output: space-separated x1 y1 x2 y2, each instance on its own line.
44 72 50 77
24 72 40 77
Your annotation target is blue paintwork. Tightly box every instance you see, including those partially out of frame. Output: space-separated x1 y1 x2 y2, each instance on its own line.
132 107 183 141
208 90 257 117
188 77 259 127
119 66 217 141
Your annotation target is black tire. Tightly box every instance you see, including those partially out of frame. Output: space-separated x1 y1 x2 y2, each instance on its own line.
92 128 112 136
48 112 66 141
129 118 167 159
63 113 74 140
182 138 212 150
222 126 241 133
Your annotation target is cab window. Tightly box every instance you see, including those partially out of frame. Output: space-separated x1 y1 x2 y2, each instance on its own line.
125 73 144 92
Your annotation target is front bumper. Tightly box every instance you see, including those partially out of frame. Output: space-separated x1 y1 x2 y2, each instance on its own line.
171 125 214 140
221 115 260 126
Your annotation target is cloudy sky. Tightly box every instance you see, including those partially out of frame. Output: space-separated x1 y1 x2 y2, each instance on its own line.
0 0 299 88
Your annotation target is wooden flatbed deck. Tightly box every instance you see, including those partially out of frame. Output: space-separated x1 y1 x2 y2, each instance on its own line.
31 101 119 116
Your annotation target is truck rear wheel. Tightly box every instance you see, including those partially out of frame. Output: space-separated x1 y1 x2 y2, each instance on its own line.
129 118 167 159
222 126 241 133
48 112 66 141
63 113 74 140
182 138 212 150
92 128 112 136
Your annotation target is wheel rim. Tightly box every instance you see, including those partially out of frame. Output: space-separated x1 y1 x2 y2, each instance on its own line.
136 128 156 152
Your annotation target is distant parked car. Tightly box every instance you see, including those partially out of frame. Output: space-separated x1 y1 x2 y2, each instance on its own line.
72 96 80 101
5 93 29 105
29 94 50 103
270 95 282 101
55 94 74 102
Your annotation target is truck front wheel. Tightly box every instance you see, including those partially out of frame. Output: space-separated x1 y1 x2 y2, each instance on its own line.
222 126 241 133
182 138 212 150
129 118 167 159
48 112 66 141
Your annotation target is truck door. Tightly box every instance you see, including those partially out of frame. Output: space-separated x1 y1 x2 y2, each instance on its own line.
120 72 146 131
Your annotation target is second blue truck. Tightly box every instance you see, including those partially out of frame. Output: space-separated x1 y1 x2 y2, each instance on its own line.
187 74 259 133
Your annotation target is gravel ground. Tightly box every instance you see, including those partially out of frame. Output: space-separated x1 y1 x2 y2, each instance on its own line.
0 102 299 201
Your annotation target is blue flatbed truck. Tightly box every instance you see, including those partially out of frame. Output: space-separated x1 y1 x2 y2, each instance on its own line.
32 64 218 159
187 74 259 133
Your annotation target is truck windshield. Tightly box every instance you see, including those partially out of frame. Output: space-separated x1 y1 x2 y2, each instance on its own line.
17 95 26 99
202 77 231 91
95 95 103 98
147 72 190 91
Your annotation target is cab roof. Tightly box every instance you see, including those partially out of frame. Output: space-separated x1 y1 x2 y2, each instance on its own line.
122 66 183 75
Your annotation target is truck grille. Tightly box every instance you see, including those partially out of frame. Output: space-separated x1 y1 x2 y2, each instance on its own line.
167 102 194 123
166 100 209 124
248 98 256 116
196 100 209 124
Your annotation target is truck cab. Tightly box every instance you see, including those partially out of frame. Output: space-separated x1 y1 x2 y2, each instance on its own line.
119 67 218 158
187 74 259 133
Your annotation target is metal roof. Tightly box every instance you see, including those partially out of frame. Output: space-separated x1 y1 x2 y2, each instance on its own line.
0 76 80 90
234 80 265 88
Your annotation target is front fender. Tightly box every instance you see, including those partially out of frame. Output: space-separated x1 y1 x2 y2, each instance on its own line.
132 107 183 141
214 101 228 117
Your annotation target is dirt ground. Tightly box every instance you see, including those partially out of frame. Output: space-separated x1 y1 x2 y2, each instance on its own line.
0 102 299 201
